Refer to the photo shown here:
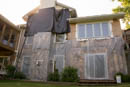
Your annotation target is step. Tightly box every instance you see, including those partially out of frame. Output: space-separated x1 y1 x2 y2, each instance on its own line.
79 79 117 85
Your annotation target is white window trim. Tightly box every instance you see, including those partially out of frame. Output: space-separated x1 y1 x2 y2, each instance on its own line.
55 34 67 43
109 21 114 37
25 37 33 45
76 21 113 41
21 56 31 72
53 55 65 73
84 53 108 80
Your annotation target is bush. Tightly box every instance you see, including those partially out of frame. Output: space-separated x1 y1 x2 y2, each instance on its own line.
61 66 79 82
6 65 26 79
115 72 130 82
48 69 60 81
122 74 130 82
6 65 16 78
14 72 26 79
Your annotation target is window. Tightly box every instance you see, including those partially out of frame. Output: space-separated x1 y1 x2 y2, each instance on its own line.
77 22 111 39
78 24 85 39
85 53 107 79
54 55 64 73
22 56 31 75
26 36 33 45
56 34 66 43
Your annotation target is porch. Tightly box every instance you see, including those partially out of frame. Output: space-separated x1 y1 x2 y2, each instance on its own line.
0 14 20 75
0 15 20 56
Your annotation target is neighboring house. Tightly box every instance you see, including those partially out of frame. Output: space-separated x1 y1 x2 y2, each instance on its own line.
19 0 127 82
0 14 20 75
123 29 130 75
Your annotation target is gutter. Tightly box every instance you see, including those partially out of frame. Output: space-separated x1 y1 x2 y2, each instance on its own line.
69 13 125 23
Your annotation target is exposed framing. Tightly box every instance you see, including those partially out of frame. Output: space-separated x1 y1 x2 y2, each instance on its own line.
0 56 10 71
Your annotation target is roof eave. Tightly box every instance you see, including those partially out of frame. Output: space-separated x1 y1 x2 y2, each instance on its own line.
0 14 20 31
69 13 125 24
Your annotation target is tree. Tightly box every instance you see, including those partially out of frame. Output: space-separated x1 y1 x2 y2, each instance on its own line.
112 0 130 29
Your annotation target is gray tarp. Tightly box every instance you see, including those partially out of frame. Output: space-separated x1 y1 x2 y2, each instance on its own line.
25 7 70 36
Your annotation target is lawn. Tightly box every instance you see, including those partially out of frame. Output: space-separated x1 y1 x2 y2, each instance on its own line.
0 80 130 87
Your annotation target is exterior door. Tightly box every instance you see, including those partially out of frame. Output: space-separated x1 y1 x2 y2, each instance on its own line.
85 53 108 79
54 55 64 73
22 56 31 76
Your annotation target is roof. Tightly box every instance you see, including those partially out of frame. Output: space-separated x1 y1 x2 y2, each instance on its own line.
23 1 77 21
0 14 20 31
69 13 125 24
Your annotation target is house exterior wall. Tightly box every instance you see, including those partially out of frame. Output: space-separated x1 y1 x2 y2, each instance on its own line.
123 29 130 75
66 19 127 79
112 19 122 37
68 19 123 40
19 19 127 81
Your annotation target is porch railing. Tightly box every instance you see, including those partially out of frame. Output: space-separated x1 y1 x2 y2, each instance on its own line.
0 23 20 52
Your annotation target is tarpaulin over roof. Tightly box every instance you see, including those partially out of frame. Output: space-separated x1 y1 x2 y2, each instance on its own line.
25 7 70 36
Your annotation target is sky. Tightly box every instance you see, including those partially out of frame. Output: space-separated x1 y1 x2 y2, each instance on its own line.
0 0 124 28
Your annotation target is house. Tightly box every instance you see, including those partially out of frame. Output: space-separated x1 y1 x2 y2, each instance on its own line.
0 14 20 75
19 0 128 82
123 29 130 75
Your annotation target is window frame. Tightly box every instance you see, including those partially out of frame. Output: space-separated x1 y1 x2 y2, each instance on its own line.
55 34 67 43
76 21 113 41
84 53 108 79
21 56 31 74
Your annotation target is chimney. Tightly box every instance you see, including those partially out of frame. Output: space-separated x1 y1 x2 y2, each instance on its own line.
40 0 56 9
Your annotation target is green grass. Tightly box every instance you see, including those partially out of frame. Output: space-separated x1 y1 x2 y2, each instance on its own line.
0 80 130 87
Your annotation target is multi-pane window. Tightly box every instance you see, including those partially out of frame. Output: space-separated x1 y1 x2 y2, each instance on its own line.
85 53 107 79
77 22 111 39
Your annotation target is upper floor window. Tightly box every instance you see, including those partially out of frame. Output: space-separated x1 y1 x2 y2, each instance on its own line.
26 36 33 45
56 34 66 43
77 22 111 39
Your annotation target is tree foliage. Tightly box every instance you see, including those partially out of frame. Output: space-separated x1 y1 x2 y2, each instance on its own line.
113 0 130 29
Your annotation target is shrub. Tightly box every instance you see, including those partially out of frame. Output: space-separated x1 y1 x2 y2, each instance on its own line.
6 65 26 79
61 66 79 82
48 69 60 81
115 72 130 82
6 65 16 78
14 72 26 79
122 74 130 82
